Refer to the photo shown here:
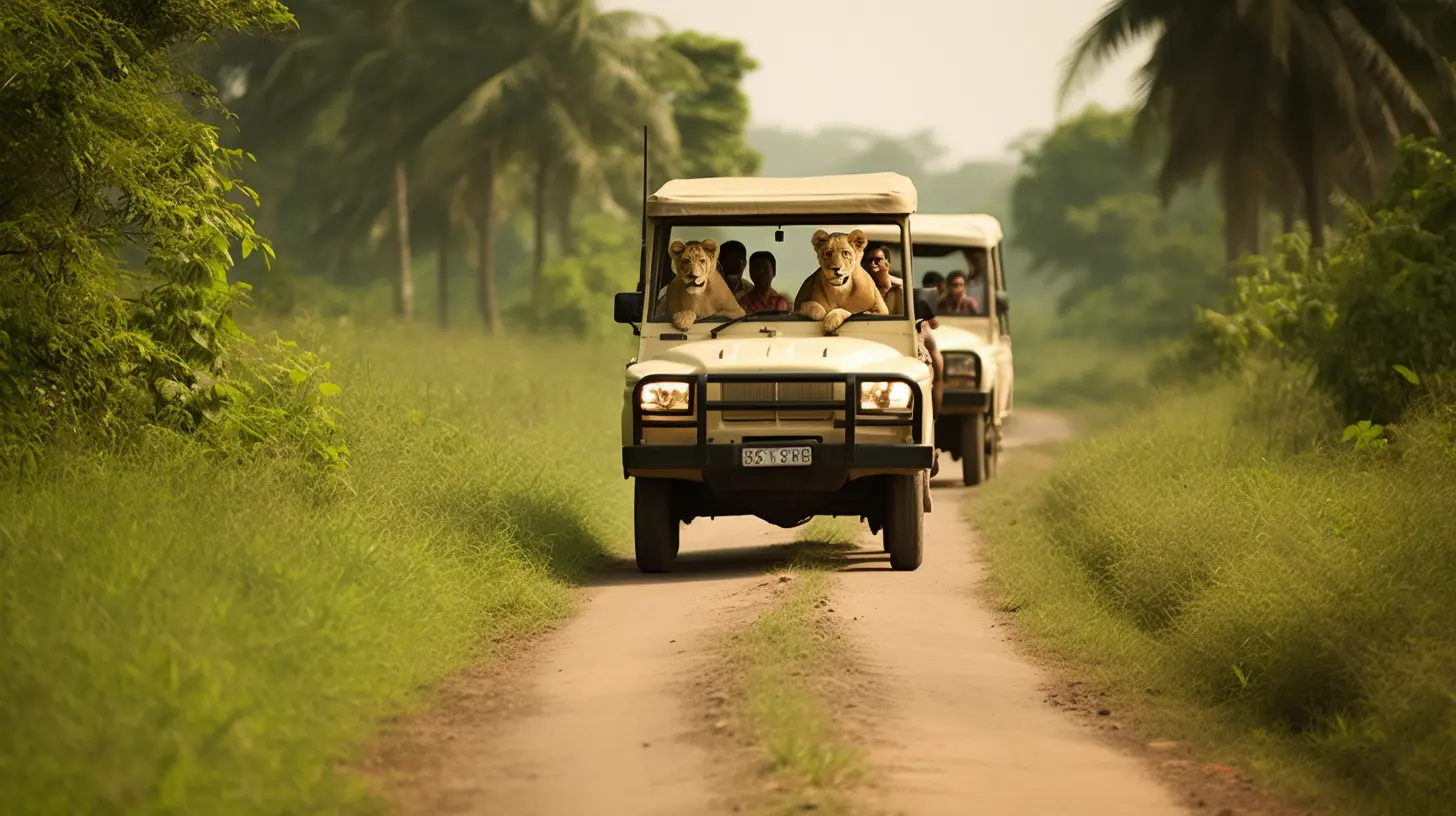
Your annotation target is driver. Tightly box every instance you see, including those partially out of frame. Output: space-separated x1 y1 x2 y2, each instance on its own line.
740 251 789 313
864 243 905 314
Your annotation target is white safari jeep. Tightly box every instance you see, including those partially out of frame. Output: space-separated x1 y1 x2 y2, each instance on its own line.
613 173 938 573
860 214 1014 485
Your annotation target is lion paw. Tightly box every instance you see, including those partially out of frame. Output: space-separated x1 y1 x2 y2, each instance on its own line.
672 311 697 331
823 308 851 334
800 302 827 321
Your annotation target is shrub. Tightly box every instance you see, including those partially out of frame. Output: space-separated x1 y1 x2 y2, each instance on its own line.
0 0 333 472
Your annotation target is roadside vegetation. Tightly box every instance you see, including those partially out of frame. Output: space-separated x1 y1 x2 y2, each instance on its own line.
0 322 631 812
1 0 746 811
976 11 1456 811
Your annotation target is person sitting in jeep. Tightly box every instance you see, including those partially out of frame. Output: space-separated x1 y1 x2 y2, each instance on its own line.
740 251 790 313
937 270 981 315
863 243 905 315
718 240 753 299
922 270 945 298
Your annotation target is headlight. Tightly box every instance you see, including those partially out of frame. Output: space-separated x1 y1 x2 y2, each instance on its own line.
639 380 692 413
859 381 913 411
943 353 980 384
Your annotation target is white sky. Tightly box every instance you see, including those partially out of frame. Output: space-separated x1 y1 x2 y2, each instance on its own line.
602 0 1151 162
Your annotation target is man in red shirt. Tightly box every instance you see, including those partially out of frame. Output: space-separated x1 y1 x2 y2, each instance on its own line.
739 251 790 313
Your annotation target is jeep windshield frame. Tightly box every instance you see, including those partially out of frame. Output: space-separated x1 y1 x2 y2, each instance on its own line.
644 213 914 324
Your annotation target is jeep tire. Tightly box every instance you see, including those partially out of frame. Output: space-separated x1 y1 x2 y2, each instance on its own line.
962 414 988 486
883 473 924 571
634 478 679 573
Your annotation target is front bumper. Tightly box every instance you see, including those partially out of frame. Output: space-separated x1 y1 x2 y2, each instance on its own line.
941 389 991 412
624 442 933 490
626 372 930 486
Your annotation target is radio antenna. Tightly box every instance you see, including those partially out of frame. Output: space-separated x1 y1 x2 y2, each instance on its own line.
637 125 648 291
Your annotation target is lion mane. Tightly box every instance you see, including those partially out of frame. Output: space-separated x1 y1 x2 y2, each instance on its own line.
665 238 745 331
793 229 887 334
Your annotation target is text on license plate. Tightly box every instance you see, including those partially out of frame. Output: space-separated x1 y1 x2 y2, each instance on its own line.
740 446 813 468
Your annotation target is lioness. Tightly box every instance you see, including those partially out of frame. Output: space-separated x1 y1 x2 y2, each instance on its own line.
665 238 745 331
793 229 887 334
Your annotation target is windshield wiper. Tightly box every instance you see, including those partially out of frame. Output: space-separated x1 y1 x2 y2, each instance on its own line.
839 306 885 326
709 309 791 339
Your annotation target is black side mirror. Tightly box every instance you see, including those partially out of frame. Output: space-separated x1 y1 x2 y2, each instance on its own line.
995 291 1010 315
614 291 644 324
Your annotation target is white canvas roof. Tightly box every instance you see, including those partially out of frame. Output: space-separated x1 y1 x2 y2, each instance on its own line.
646 172 917 218
857 213 1003 248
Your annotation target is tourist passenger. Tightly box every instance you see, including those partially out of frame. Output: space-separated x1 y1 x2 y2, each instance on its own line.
938 270 980 314
740 251 790 313
864 243 905 315
718 240 753 298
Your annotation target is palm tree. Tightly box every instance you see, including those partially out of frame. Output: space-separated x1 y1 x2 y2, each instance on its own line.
430 0 694 325
1061 0 1456 258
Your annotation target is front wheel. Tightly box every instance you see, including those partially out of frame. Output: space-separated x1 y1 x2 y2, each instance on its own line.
962 414 987 486
882 473 924 571
634 478 679 573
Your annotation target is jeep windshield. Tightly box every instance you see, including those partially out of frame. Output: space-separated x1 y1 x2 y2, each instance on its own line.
884 242 991 318
646 221 911 324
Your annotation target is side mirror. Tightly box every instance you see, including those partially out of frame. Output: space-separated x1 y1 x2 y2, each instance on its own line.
995 291 1010 315
614 291 644 324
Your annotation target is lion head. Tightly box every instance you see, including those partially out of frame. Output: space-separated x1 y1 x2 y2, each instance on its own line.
668 239 719 290
810 229 869 289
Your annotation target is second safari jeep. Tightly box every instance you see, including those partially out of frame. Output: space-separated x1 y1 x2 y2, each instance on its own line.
613 172 937 574
860 214 1014 485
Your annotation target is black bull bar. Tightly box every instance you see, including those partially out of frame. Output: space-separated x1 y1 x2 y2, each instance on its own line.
627 372 925 469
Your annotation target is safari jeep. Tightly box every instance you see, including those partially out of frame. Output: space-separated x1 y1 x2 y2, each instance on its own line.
613 173 937 574
860 214 1014 485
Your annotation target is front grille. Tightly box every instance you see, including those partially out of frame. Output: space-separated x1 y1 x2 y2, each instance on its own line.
720 382 836 421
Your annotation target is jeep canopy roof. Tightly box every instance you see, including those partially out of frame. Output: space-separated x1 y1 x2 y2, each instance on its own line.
857 213 1003 248
646 172 918 218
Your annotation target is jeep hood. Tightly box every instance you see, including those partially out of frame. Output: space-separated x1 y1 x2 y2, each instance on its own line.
629 336 927 380
934 323 995 356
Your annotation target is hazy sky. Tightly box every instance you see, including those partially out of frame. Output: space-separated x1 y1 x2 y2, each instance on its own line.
601 0 1151 163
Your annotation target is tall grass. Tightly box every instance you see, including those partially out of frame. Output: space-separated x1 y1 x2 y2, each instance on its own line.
0 318 633 813
976 388 1456 815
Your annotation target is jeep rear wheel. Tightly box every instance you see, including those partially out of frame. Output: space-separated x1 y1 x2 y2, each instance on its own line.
962 414 987 486
882 473 924 571
634 478 679 573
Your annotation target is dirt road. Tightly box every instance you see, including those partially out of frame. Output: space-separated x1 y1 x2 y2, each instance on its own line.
385 411 1187 815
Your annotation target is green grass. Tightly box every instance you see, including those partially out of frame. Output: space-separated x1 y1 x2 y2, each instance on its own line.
722 523 865 815
973 387 1456 816
0 318 632 814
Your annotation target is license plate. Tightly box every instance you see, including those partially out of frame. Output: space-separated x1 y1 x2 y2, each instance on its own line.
741 446 813 468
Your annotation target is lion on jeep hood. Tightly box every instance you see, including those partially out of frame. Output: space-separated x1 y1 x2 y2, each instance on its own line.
793 229 887 334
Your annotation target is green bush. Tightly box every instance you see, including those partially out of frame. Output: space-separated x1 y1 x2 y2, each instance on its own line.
978 390 1456 815
0 0 336 473
1180 137 1456 423
0 323 629 813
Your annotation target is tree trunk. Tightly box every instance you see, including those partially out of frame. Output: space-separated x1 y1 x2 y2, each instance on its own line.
532 150 550 307
394 159 414 321
437 229 449 328
1220 159 1263 265
474 144 502 334
1288 79 1326 251
556 191 576 257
